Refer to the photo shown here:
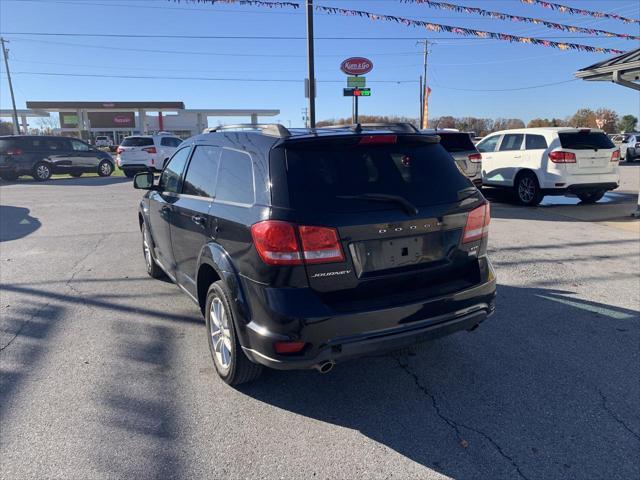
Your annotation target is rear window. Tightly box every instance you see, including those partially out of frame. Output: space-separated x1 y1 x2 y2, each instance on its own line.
559 131 614 150
281 139 470 212
437 133 475 152
121 137 154 147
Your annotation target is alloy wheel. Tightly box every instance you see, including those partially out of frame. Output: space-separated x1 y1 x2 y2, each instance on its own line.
209 297 233 372
142 229 152 271
36 165 51 180
518 177 536 203
100 162 112 176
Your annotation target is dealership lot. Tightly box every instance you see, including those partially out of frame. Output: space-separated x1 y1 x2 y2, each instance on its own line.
1 167 639 479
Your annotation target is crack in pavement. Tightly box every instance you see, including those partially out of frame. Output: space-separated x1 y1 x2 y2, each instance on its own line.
0 302 51 353
396 358 531 480
598 389 640 442
65 234 110 299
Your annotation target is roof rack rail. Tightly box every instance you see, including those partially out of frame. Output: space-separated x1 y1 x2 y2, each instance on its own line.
203 123 291 138
318 123 420 134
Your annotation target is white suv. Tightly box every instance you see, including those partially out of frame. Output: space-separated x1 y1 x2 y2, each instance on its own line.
620 132 640 162
116 134 183 177
94 136 113 148
477 127 620 206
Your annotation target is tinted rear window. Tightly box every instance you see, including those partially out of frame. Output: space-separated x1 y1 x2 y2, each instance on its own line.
559 132 614 150
437 133 475 152
282 139 470 212
121 137 154 147
0 138 18 152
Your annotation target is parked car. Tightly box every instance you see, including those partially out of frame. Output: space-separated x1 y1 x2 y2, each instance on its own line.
116 134 183 177
133 123 496 385
0 135 115 181
476 127 620 206
422 129 482 187
619 132 640 162
94 136 113 148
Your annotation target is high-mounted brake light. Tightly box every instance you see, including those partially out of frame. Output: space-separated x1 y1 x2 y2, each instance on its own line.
468 153 482 163
462 203 490 244
143 146 157 154
610 150 620 162
549 151 577 163
251 221 344 266
6 147 23 155
358 135 397 145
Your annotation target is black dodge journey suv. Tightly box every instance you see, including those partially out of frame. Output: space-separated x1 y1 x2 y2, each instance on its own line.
133 123 496 385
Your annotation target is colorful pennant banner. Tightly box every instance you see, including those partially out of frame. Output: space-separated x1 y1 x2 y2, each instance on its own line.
173 0 299 8
520 0 639 24
402 1 638 40
317 6 624 54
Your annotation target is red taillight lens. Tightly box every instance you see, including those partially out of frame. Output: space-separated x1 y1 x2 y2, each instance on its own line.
468 153 482 163
6 147 23 155
549 151 576 163
298 226 344 264
359 135 397 145
251 221 302 265
273 341 306 354
143 146 157 154
462 203 490 244
611 150 620 162
116 147 124 154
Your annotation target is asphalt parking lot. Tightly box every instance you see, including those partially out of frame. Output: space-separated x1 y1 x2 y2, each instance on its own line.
1 166 639 480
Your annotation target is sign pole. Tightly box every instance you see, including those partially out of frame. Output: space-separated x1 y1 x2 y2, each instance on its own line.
305 0 316 128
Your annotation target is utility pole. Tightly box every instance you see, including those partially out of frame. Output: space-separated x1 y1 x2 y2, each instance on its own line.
419 74 423 128
1 37 20 135
417 40 430 129
305 0 316 128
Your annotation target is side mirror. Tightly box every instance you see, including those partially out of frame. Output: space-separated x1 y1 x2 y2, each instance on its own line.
133 171 155 190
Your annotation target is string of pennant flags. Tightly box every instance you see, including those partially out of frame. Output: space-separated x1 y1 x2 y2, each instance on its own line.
401 0 639 41
520 0 640 24
316 6 624 54
172 0 299 8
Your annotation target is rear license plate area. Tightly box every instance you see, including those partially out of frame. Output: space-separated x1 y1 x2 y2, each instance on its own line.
350 234 445 277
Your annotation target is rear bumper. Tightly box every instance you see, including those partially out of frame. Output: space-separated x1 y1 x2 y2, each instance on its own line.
237 257 497 370
542 182 619 195
118 163 157 172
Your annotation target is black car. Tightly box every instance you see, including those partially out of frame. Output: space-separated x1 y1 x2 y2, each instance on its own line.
133 123 496 385
0 135 115 181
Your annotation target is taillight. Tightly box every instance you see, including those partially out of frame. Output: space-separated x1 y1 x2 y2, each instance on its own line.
6 147 23 155
251 221 344 266
359 135 397 145
468 153 482 163
611 150 620 162
462 203 490 244
273 341 306 354
143 146 157 154
116 147 124 154
251 221 302 265
298 226 344 263
549 151 576 163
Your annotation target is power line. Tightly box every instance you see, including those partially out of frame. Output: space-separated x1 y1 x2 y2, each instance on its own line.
431 78 578 92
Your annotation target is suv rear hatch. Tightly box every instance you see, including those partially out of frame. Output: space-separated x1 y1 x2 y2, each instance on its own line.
437 132 481 179
118 137 155 164
269 134 488 311
556 130 617 175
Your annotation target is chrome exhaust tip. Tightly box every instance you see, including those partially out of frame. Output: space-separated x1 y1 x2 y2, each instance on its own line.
316 361 335 374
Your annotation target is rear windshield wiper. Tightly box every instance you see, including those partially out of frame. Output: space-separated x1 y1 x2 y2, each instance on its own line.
336 193 419 216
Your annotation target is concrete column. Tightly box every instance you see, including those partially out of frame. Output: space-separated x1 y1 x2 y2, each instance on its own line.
20 115 27 134
250 113 258 125
77 109 83 138
197 112 203 133
138 109 147 134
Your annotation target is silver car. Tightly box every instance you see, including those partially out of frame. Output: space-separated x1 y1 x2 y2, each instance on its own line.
422 130 482 186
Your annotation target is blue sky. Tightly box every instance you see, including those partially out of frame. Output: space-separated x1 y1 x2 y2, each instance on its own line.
0 0 639 127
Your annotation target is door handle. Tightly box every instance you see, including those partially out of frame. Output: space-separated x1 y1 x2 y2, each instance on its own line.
161 206 171 214
513 155 522 159
191 215 206 226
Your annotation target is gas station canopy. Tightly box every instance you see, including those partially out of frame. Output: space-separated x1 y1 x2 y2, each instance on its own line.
575 48 640 91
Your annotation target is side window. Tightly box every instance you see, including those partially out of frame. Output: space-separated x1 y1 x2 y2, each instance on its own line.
182 146 221 198
71 140 90 152
161 137 182 147
477 135 500 153
499 134 524 152
216 149 255 205
525 134 548 150
45 138 67 151
159 147 191 194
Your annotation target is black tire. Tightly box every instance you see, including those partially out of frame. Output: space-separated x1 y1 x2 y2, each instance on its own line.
33 162 53 181
123 170 135 178
626 150 635 163
70 172 82 178
0 172 18 181
514 171 543 206
577 190 605 204
141 223 164 279
205 281 263 386
98 160 114 177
